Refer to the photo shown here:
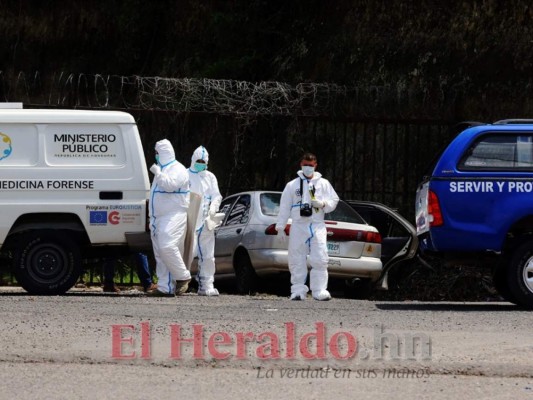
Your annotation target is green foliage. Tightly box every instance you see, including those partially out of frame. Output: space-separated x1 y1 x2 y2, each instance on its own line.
1 0 531 92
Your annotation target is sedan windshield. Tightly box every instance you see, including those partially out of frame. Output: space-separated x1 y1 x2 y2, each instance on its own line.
259 193 366 224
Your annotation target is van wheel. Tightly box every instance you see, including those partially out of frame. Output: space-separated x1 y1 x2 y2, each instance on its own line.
507 240 533 309
234 251 258 295
13 231 81 295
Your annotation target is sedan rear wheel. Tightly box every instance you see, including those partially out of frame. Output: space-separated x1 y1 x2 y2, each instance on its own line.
344 277 373 300
234 251 258 295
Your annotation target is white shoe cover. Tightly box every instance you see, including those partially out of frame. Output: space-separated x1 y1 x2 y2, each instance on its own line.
198 287 219 296
312 290 331 301
290 292 307 301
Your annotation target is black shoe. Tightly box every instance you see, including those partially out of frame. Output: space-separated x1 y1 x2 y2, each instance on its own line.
143 283 158 293
145 288 175 297
175 279 191 296
103 284 121 293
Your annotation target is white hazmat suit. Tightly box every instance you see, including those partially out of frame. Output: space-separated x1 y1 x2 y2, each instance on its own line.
188 146 223 296
276 170 339 300
149 139 191 294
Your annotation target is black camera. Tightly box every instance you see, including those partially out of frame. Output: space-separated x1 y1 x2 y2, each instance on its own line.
300 203 312 217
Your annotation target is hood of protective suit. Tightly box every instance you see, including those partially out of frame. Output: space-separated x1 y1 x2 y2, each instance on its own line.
155 139 175 166
190 146 209 169
297 170 323 180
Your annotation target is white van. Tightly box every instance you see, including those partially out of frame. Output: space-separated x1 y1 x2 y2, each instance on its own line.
0 105 151 294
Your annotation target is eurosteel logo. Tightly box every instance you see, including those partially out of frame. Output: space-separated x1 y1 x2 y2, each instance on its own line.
0 132 12 161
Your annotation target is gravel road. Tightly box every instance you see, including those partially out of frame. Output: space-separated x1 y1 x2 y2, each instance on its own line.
0 287 532 399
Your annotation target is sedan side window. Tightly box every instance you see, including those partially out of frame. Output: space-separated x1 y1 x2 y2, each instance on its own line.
225 195 251 226
260 193 281 216
218 197 237 225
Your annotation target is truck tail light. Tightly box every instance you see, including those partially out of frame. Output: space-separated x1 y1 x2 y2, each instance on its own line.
428 190 444 227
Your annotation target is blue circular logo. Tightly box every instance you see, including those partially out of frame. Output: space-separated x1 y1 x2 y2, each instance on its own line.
0 132 12 161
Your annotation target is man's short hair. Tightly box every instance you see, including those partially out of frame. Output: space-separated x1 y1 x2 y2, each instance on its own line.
300 152 317 163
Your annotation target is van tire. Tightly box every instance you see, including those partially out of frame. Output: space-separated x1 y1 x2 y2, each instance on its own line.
234 251 258 295
507 240 533 309
13 231 82 295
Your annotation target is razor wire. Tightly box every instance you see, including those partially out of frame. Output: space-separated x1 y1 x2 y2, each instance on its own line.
0 71 440 118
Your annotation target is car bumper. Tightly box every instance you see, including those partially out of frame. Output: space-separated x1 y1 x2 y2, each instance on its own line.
248 249 383 281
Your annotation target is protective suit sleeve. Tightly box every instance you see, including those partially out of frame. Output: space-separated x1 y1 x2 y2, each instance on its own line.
276 181 292 229
322 180 340 213
154 165 189 192
208 174 223 214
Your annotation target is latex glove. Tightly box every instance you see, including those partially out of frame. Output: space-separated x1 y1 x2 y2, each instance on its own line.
311 199 325 209
276 226 287 243
208 206 217 217
149 164 161 176
206 213 224 231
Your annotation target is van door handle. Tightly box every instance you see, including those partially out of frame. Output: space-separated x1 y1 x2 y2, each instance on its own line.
236 228 242 234
100 191 123 200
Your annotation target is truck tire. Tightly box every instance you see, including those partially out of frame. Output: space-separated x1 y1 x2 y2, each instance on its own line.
13 231 82 295
507 240 533 309
234 251 258 295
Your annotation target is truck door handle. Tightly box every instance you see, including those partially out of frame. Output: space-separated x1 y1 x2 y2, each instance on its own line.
236 228 242 234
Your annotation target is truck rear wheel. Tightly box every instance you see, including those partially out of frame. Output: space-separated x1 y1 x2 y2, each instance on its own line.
507 240 533 309
13 231 81 295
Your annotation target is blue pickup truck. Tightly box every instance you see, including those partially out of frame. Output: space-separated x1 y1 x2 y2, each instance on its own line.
415 120 533 308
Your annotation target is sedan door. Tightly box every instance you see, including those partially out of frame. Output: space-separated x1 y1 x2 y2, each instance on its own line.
346 200 419 290
214 194 252 274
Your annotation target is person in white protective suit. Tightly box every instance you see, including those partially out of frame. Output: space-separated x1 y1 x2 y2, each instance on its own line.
275 152 339 301
188 146 223 296
147 139 192 297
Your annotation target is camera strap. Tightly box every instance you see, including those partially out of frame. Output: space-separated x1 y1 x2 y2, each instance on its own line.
299 177 304 210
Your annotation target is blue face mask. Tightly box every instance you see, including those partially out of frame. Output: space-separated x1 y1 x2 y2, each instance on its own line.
302 166 315 177
155 154 160 164
194 162 207 172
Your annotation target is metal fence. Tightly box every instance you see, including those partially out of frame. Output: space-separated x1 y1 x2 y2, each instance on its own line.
128 110 456 220
0 99 459 286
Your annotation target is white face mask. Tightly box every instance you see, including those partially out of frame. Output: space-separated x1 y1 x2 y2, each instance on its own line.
302 166 315 177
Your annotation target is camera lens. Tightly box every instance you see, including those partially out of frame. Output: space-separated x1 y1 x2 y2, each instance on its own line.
300 203 312 217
